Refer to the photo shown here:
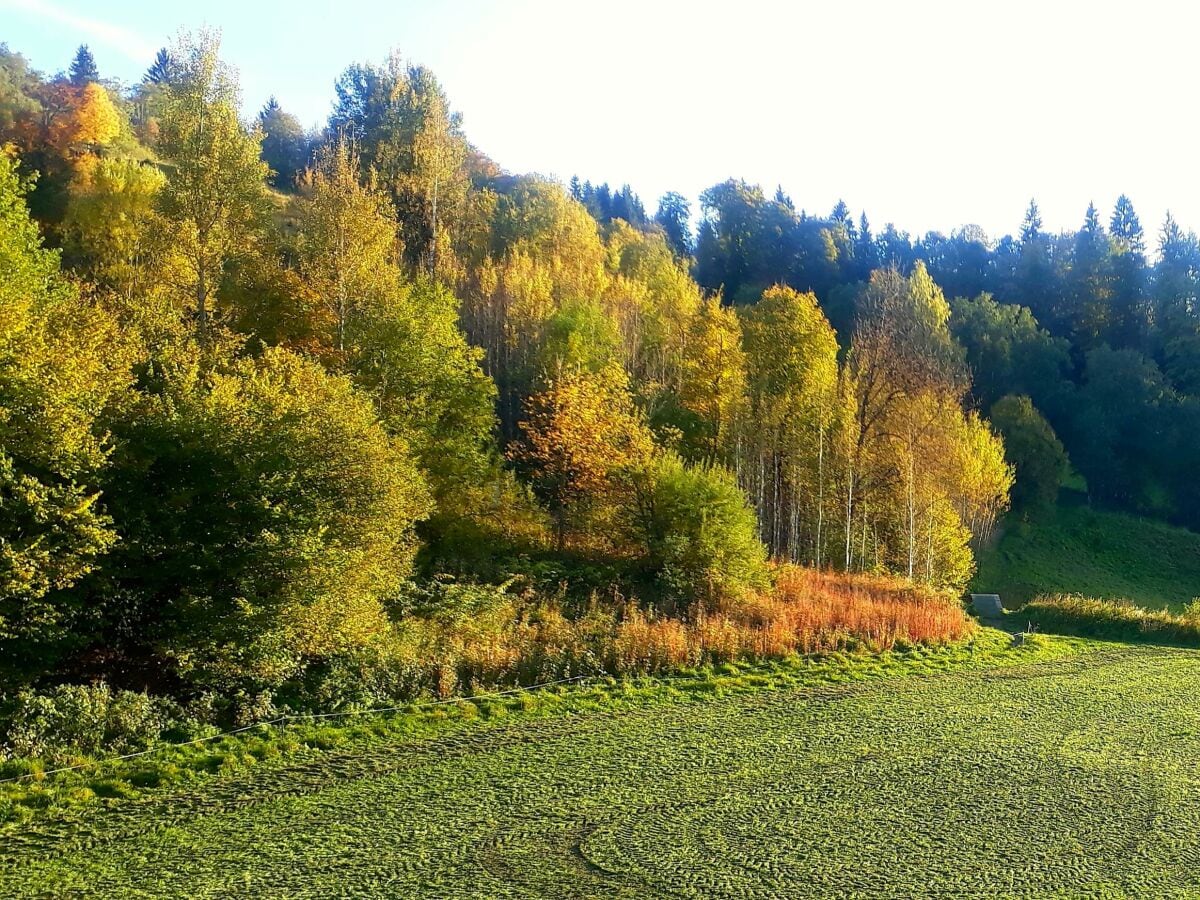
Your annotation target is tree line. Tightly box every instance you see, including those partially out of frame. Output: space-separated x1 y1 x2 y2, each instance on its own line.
0 32 1086 704
691 181 1200 530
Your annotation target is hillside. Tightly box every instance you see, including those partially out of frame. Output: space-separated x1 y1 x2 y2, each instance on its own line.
974 498 1200 611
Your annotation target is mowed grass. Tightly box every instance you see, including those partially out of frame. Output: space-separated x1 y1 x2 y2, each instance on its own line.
974 499 1200 610
6 636 1200 897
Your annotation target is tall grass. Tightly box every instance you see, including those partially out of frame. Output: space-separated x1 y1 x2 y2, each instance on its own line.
1022 594 1200 645
3 567 974 763
401 566 973 689
730 567 974 656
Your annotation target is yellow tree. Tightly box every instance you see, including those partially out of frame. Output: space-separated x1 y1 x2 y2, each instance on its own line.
295 137 402 356
48 82 120 155
0 150 130 661
846 264 962 569
155 30 270 341
460 178 608 436
403 81 466 279
603 221 701 399
64 156 166 299
516 362 654 550
741 284 839 560
677 296 747 462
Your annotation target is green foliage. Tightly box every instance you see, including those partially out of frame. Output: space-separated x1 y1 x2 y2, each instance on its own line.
329 53 469 273
3 684 176 758
536 298 621 375
1069 345 1171 513
100 347 432 690
257 97 308 189
291 140 497 507
0 45 40 140
989 394 1067 511
349 278 497 499
625 452 768 602
949 293 1070 412
653 191 692 258
0 152 128 658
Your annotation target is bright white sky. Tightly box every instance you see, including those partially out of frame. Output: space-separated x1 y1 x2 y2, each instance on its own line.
4 0 1199 243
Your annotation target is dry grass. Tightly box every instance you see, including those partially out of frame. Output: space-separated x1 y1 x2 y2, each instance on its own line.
1023 594 1200 645
404 566 974 690
734 566 974 653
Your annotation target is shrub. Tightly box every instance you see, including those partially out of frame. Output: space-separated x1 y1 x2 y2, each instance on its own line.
624 451 768 604
2 684 176 759
105 691 175 752
100 347 433 692
4 685 111 758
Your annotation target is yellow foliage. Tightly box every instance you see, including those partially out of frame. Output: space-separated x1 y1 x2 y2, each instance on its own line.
50 83 120 152
516 363 655 548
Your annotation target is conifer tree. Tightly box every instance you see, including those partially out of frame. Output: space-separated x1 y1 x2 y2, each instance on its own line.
68 44 98 86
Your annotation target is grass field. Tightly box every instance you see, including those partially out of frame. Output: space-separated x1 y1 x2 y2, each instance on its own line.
974 498 1200 610
6 634 1200 898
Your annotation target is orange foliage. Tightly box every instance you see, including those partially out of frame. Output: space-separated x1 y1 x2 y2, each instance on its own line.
401 566 973 695
721 565 974 656
48 83 120 154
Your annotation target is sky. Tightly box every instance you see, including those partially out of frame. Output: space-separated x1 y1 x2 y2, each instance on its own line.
4 0 1199 244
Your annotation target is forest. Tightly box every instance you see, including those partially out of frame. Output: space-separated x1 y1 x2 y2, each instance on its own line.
1 31 1195 738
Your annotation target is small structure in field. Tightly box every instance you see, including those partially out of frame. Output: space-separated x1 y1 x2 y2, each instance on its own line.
970 593 1003 617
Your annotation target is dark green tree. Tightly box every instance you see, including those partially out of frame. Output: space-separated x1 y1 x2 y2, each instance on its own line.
258 96 309 188
1155 213 1200 393
144 48 173 85
989 395 1068 511
1066 201 1114 348
1107 194 1148 350
654 191 691 258
68 44 98 86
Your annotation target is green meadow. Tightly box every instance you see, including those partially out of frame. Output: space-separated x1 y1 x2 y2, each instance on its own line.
6 632 1200 899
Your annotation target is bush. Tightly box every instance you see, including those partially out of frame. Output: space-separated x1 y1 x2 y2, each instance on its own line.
624 452 768 604
105 691 174 751
99 347 434 692
1023 595 1200 645
2 684 177 759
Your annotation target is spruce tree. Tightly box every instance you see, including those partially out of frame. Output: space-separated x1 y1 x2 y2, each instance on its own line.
68 44 99 86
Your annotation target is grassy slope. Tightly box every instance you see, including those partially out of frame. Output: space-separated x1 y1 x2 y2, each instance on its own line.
7 635 1200 897
974 498 1200 611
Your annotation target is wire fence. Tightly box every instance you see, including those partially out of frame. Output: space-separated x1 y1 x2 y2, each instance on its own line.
0 674 597 785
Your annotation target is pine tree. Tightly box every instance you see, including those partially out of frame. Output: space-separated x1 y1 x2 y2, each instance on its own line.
1020 199 1043 243
68 44 98 86
654 191 692 259
258 96 308 188
1068 202 1113 347
1111 194 1145 251
1108 194 1149 349
144 47 173 85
